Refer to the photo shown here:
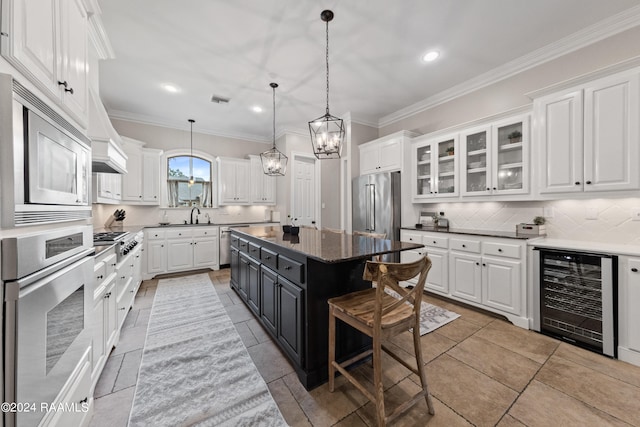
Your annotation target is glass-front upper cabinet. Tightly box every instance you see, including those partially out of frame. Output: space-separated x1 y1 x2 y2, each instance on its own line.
461 114 529 196
412 133 459 201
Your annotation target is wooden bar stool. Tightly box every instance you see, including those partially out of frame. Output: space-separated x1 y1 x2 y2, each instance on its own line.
327 256 434 426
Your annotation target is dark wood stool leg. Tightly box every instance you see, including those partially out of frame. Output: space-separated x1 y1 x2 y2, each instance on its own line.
413 324 435 415
328 306 336 392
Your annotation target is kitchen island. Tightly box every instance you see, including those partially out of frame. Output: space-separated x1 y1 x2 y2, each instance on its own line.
230 226 423 389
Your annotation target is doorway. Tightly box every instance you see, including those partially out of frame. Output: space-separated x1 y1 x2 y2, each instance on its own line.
291 152 320 228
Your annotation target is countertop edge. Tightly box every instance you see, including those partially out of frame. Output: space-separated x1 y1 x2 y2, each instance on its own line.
401 226 534 240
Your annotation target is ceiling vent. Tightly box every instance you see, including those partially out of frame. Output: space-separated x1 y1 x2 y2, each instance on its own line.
210 95 230 104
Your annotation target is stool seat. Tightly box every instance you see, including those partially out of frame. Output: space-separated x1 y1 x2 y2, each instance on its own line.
328 288 414 329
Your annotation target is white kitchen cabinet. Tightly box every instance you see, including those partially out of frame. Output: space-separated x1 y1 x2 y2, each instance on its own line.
460 114 529 197
535 69 640 194
121 138 161 204
359 131 418 176
93 172 122 204
617 256 640 366
400 230 449 293
249 155 276 205
1 0 89 127
145 227 219 278
412 133 459 201
218 157 250 205
92 249 118 389
450 251 482 303
482 256 521 315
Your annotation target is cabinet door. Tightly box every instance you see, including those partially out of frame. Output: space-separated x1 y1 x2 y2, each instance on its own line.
104 279 117 350
238 252 249 300
261 173 276 204
278 275 304 365
146 240 166 274
218 160 238 203
166 239 193 271
425 249 448 294
378 138 402 172
481 256 521 315
3 0 59 96
230 247 240 289
58 0 88 125
247 257 260 315
460 126 491 196
584 72 640 192
449 252 482 303
122 148 143 201
535 90 584 194
413 140 434 199
260 266 278 336
234 161 251 203
359 144 380 175
193 238 217 268
625 259 640 352
492 115 529 195
91 292 105 378
433 136 458 197
142 150 160 203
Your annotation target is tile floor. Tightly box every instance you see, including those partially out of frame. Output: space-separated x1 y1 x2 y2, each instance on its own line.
89 269 640 427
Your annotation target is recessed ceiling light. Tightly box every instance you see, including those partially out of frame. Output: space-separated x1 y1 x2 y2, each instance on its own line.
252 106 263 113
162 84 179 93
422 50 440 62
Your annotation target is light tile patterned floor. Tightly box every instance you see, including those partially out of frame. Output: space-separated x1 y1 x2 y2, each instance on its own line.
89 269 640 426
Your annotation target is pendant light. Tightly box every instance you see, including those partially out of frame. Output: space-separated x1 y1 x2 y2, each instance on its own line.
260 83 288 176
308 9 344 159
188 119 195 186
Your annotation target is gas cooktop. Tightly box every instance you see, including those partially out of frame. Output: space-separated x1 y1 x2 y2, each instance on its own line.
93 231 129 244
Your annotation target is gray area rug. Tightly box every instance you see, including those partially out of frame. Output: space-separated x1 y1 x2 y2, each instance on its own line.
128 273 287 427
386 289 460 335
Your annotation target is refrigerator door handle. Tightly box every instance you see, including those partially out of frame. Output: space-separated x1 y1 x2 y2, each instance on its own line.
369 184 376 231
364 184 370 230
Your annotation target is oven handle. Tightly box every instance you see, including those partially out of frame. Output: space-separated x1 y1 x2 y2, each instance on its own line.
7 248 94 291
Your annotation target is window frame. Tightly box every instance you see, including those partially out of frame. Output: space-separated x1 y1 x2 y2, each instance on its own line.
161 149 217 208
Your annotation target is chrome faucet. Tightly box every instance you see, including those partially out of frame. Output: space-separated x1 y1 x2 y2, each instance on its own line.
190 207 201 224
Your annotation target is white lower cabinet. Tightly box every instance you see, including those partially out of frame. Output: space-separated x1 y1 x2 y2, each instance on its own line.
144 227 219 278
617 256 640 365
400 229 527 328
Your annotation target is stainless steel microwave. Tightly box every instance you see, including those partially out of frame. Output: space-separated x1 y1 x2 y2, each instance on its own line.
0 73 91 227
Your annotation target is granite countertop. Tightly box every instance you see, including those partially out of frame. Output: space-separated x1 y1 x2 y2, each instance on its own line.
234 226 423 263
401 225 532 240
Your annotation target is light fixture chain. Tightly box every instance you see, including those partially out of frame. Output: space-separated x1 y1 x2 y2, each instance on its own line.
325 18 330 115
272 85 276 148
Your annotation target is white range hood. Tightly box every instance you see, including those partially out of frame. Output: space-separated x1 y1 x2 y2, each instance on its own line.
88 89 127 174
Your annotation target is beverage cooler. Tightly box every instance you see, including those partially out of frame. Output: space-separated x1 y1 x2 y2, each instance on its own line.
532 248 617 357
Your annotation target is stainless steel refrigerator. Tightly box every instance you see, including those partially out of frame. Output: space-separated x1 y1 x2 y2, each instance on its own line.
352 171 401 260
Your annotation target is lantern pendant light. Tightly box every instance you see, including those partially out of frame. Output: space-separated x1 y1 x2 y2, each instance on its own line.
188 119 195 186
308 9 344 159
260 83 288 176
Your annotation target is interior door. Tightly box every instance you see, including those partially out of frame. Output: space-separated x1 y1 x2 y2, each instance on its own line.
292 156 316 226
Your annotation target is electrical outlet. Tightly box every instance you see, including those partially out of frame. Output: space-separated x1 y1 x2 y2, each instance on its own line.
585 207 598 220
631 208 640 221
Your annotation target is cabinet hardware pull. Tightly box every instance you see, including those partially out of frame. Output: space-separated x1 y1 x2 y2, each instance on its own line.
284 266 292 270
586 181 592 184
462 244 466 248
632 268 638 272
57 80 68 88
0 32 8 36
486 187 490 191
130 290 134 293
493 187 497 190
482 263 486 267
575 182 580 185
64 86 74 94
265 256 271 259
475 262 479 266
79 397 88 404
120 307 126 310
433 241 436 244
498 248 502 252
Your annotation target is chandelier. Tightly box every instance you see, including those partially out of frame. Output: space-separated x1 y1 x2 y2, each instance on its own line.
260 83 288 176
308 10 344 159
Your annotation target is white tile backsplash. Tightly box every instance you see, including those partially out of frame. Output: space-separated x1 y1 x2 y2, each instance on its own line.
428 198 640 245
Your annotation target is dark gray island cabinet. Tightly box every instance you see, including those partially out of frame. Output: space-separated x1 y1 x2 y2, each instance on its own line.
229 226 422 389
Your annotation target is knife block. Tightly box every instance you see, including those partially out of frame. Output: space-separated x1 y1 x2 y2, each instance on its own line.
104 215 124 229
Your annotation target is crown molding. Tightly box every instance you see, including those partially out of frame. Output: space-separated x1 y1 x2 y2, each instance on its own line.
107 110 272 144
379 4 640 128
341 111 378 128
88 14 116 59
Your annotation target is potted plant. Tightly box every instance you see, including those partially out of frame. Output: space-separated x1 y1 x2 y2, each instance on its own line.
533 216 545 225
507 130 522 144
446 146 454 156
289 217 300 235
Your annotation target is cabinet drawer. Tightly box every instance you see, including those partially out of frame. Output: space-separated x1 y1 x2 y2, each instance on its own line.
147 229 166 240
423 235 448 249
193 227 217 238
450 238 480 253
231 235 239 248
260 247 278 270
400 230 423 244
238 238 249 253
94 261 106 283
103 254 117 277
483 242 521 259
166 229 192 239
248 242 261 258
278 255 305 284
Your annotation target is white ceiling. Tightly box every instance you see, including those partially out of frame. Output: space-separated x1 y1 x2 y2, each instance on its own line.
98 0 640 143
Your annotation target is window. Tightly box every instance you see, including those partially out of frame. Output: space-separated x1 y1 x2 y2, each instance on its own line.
167 155 212 207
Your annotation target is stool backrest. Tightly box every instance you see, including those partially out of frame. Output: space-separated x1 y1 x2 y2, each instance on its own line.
363 256 432 326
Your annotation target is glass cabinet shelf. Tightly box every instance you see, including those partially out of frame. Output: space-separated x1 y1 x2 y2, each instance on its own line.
499 162 523 170
499 142 523 152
